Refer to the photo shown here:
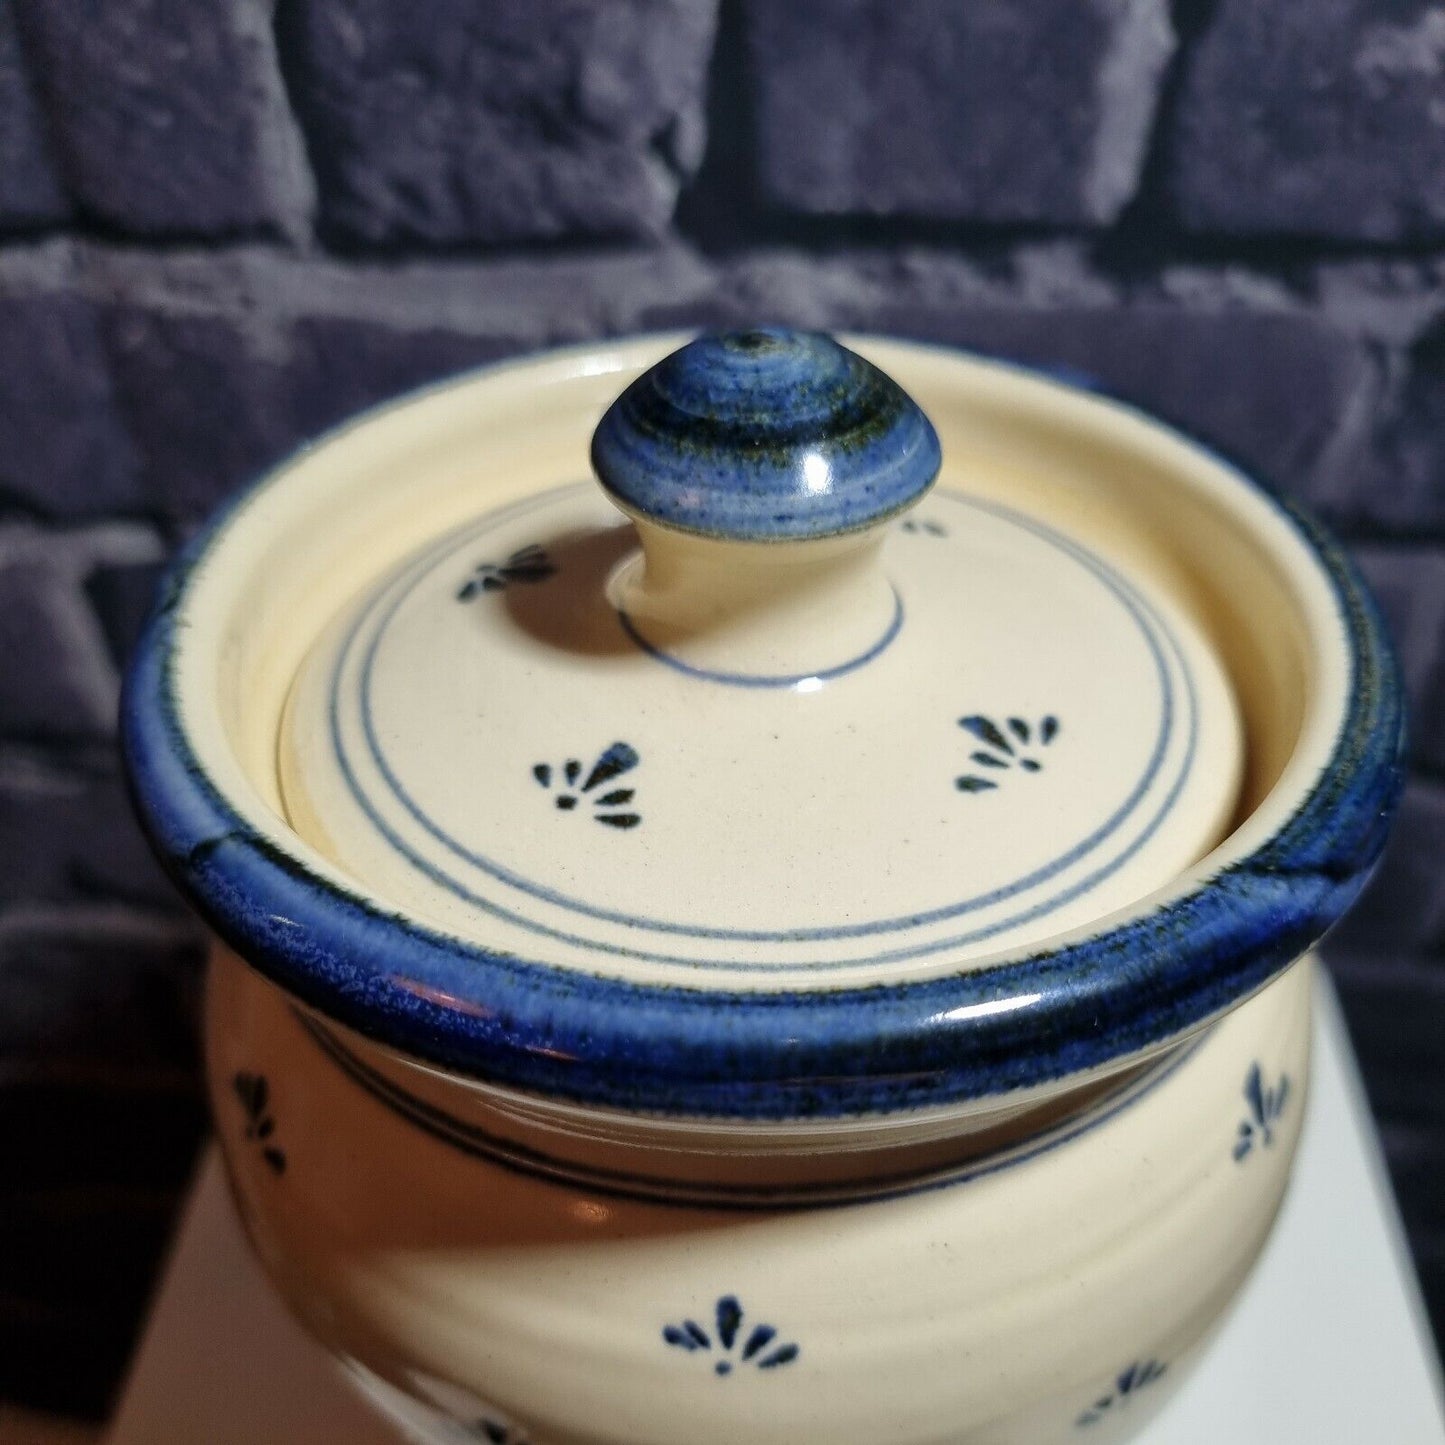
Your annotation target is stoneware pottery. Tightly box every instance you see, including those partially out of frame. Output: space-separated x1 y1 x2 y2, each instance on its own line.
122 330 1405 1445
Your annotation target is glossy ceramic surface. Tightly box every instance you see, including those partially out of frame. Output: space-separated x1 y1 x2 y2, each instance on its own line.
277 482 1241 981
121 332 1404 1445
121 334 1404 1118
590 328 941 539
209 945 1313 1445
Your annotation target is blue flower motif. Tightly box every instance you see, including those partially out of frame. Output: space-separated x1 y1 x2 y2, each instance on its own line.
663 1295 800 1376
956 714 1059 793
456 544 555 600
1076 1358 1167 1427
533 744 641 829
1233 1061 1291 1161
232 1071 286 1175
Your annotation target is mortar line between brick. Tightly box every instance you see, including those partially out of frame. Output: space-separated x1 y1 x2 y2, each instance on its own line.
250 0 320 253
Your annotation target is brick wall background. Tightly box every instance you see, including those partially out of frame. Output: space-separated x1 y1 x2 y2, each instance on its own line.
2 0 1443 1419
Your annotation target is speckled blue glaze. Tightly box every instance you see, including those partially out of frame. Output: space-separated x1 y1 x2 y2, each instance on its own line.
590 329 942 540
119 340 1406 1120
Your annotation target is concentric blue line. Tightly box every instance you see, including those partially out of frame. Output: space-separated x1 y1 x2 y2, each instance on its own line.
298 1005 1207 1211
616 587 904 689
327 488 1196 967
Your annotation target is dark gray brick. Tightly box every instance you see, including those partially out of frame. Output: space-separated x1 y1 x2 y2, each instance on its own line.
0 523 159 739
85 557 168 670
280 0 717 245
0 750 182 911
103 307 534 520
0 553 114 740
0 907 202 1079
1329 951 1445 1127
287 316 532 442
1203 262 1445 538
1327 779 1445 955
13 0 312 238
0 4 69 227
1170 0 1445 241
1352 547 1445 776
0 255 142 518
100 297 568 522
745 0 1173 225
1312 258 1445 350
1350 320 1445 539
637 248 916 331
875 306 1371 499
661 268 1369 505
93 244 715 522
98 303 302 525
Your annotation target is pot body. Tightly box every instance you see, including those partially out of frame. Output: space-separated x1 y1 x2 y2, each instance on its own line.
207 944 1312 1445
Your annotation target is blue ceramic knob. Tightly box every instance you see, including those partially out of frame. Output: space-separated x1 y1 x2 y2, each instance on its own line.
590 329 942 541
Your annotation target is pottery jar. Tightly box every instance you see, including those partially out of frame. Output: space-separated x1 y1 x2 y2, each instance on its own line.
122 330 1405 1445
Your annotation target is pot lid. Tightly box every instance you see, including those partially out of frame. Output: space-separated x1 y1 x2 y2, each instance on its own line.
277 329 1243 987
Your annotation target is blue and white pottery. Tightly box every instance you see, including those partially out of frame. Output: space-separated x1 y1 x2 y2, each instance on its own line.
122 330 1405 1444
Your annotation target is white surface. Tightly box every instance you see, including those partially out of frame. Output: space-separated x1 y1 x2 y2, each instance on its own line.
106 975 1445 1445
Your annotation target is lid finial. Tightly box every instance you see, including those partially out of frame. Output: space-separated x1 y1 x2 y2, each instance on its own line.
590 328 942 541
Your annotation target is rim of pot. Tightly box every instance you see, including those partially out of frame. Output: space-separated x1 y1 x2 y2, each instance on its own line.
120 334 1406 1120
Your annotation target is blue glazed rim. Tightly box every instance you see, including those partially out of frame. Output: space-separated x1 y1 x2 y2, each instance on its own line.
120 336 1407 1119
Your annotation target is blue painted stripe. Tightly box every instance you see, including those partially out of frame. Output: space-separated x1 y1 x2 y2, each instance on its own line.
337 488 1191 962
297 1005 1207 1210
616 585 905 688
590 329 942 541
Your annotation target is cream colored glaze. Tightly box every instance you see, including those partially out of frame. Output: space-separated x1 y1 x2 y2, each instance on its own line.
209 945 1311 1445
611 521 900 677
172 337 1356 1444
275 476 1244 983
164 338 1339 996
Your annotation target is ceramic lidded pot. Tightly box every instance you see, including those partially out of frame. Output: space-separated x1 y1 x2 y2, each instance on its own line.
122 330 1404 1445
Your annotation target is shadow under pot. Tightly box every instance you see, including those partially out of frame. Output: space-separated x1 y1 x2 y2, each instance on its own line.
122 328 1404 1445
